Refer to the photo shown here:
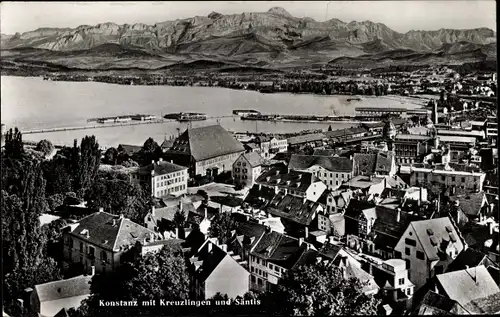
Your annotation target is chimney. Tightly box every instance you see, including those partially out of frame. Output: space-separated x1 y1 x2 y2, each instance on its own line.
451 186 456 196
151 160 155 165
488 222 495 235
305 227 309 239
119 214 124 219
299 237 304 246
159 158 163 162
221 244 228 252
175 227 179 239
99 207 104 213
112 219 116 226
204 207 208 219
384 177 387 188
90 265 95 276
208 242 212 253
178 200 183 212
170 160 173 164
396 208 401 222
149 232 154 242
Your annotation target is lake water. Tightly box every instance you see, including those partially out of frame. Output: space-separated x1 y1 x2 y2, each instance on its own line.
1 76 424 147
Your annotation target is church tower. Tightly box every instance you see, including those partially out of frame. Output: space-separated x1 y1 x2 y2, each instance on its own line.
383 118 397 151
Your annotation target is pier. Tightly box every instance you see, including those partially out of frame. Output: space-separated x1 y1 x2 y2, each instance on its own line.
19 116 239 135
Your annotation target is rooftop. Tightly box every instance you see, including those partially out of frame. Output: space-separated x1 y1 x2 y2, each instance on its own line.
167 125 245 161
250 231 306 269
67 211 156 251
287 133 326 145
288 154 353 172
34 275 92 303
239 152 264 168
255 166 319 192
135 160 188 176
266 193 323 226
436 265 500 306
352 152 393 176
410 217 465 261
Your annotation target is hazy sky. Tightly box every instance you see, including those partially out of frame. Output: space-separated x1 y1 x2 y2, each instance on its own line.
1 1 496 35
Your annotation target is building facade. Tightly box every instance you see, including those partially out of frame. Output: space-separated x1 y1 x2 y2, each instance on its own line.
409 164 486 192
232 152 263 188
288 155 353 190
130 159 188 198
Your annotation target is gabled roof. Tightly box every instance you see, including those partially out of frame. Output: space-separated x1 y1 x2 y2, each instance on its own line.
436 265 500 306
344 199 376 220
34 275 92 303
288 155 353 172
410 217 465 261
372 207 424 250
135 160 188 176
239 152 264 168
449 192 487 217
232 219 267 249
266 193 323 226
160 139 175 150
167 125 244 161
190 241 228 283
352 152 393 175
325 127 368 138
250 231 305 269
255 166 318 192
417 291 463 315
446 248 498 273
68 211 156 251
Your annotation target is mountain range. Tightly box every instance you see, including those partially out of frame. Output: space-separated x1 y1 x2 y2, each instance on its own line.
1 7 496 71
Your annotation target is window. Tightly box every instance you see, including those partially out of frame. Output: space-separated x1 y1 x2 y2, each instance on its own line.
416 251 425 260
101 251 108 262
80 242 84 252
405 247 410 256
251 275 256 283
394 251 402 258
451 177 455 182
269 264 274 270
399 278 404 285
405 238 417 246
407 288 412 295
462 177 466 183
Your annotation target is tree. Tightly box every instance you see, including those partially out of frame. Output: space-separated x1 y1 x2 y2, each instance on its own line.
173 210 186 228
135 138 163 166
328 125 333 132
262 262 381 316
71 136 100 195
103 147 118 165
85 170 152 223
35 139 54 156
208 212 238 244
76 246 189 316
4 127 25 159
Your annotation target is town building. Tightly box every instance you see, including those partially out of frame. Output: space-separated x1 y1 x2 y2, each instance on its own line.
287 133 326 149
364 258 415 310
62 211 158 274
30 274 93 317
232 152 264 188
394 217 466 291
409 163 486 192
352 152 396 177
255 165 327 203
485 116 498 146
130 159 188 198
393 134 434 165
190 240 249 300
143 195 204 232
165 125 245 177
434 265 500 314
248 231 314 292
288 154 353 190
436 135 476 151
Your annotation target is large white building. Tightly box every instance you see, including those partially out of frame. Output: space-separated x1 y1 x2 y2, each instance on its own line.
288 155 353 190
409 163 486 192
130 159 188 198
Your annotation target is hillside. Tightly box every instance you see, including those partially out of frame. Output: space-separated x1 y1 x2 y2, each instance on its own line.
0 7 496 70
